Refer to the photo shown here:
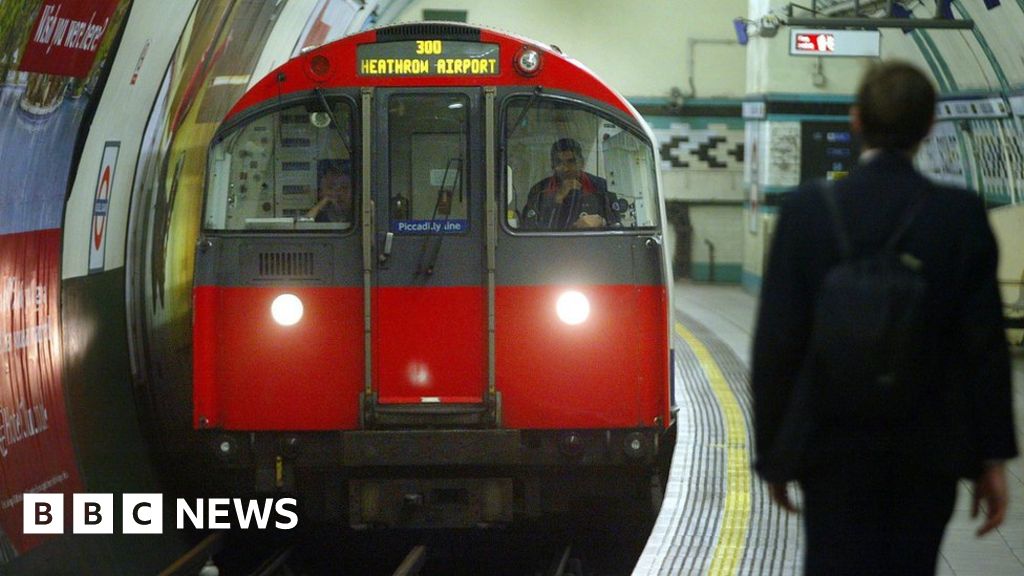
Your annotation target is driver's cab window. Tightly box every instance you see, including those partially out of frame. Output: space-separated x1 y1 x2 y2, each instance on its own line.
504 98 658 231
204 99 355 231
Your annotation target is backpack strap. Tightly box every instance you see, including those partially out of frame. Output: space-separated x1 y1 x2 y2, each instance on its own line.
881 193 926 253
819 180 926 259
818 180 852 260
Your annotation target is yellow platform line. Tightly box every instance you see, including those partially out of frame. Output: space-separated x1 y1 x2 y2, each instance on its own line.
677 322 751 576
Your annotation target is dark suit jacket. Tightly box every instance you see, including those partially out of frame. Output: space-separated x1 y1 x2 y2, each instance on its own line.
520 172 617 229
752 150 1017 482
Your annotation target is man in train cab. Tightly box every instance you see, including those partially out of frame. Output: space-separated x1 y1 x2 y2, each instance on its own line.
521 138 619 230
752 60 1017 575
306 159 352 223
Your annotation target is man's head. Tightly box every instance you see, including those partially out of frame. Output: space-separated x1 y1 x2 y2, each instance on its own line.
550 138 584 182
852 61 936 152
318 159 352 202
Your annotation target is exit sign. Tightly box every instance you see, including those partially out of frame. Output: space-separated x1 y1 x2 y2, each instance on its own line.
790 29 881 57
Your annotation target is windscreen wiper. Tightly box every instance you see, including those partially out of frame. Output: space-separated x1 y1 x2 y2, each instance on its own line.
506 87 542 139
314 87 352 158
418 158 463 275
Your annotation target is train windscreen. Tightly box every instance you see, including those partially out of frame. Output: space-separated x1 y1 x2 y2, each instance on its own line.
504 97 659 231
204 98 355 231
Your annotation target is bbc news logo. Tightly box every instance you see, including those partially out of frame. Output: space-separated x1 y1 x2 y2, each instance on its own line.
24 494 298 534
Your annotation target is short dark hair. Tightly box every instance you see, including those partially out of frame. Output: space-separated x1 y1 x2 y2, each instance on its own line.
856 61 936 151
550 138 583 166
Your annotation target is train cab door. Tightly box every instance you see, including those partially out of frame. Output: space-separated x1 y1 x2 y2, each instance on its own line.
367 88 490 426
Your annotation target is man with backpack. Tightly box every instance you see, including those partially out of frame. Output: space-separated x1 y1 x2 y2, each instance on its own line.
751 60 1017 575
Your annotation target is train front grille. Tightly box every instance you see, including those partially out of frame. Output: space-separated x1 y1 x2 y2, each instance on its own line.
258 251 315 279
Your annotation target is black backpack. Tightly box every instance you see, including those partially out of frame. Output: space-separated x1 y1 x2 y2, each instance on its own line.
808 183 930 422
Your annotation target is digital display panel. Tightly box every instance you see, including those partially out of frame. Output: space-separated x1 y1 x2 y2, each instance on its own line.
357 40 500 76
794 32 836 53
789 29 881 57
801 123 861 183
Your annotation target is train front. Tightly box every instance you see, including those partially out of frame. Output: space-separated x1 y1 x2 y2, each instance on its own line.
191 23 674 529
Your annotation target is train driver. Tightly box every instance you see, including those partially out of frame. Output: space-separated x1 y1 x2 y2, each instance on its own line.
521 138 619 230
306 159 353 223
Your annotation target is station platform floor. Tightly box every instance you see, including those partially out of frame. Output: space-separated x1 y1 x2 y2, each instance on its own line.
635 281 1024 575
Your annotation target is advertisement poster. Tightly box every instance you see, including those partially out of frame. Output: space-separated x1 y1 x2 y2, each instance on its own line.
294 0 359 56
18 0 121 78
917 120 969 188
0 0 130 559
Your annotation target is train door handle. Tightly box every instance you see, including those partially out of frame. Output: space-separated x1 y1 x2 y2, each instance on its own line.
644 235 663 248
379 231 394 264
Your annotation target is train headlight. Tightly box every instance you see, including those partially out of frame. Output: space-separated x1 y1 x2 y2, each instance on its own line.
514 46 542 76
271 293 304 326
556 290 590 325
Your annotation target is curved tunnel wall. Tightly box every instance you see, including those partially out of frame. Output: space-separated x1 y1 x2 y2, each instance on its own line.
123 0 373 486
887 1 1023 207
0 0 373 571
739 0 1024 292
0 0 138 568
0 0 223 570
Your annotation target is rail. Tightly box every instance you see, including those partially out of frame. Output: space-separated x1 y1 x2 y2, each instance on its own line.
157 532 224 576
392 545 427 576
248 546 294 576
386 541 585 575
545 544 583 576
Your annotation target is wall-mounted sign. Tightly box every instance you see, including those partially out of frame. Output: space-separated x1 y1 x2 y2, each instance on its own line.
801 122 859 184
789 29 881 57
742 101 766 120
89 142 119 274
935 97 1009 120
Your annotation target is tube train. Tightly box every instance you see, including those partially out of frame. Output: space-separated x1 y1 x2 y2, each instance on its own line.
191 22 675 528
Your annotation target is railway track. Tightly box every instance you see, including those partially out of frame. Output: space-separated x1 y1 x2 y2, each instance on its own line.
387 542 584 576
160 529 622 575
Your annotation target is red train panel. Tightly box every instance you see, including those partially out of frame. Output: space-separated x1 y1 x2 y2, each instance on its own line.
193 285 364 430
195 282 667 431
374 286 486 404
226 29 632 122
496 284 668 429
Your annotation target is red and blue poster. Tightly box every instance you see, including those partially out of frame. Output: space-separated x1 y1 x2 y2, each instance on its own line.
0 0 128 559
19 0 121 79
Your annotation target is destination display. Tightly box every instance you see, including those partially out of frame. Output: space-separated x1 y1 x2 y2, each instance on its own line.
357 40 500 76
